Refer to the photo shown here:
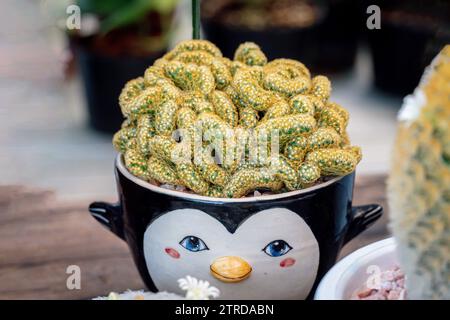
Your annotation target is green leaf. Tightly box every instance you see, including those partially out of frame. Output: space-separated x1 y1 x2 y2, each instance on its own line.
78 0 180 34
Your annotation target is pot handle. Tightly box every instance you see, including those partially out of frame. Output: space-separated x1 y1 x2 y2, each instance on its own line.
89 201 125 241
344 204 383 244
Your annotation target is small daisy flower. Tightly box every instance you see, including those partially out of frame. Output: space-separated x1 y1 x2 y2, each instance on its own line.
178 275 220 300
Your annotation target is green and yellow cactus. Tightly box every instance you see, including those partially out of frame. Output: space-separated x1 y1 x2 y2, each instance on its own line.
388 45 450 299
114 39 361 197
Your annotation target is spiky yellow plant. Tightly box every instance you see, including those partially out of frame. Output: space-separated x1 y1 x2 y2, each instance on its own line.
113 40 362 197
388 45 450 299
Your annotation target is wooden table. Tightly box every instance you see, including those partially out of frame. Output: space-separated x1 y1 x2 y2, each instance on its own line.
0 175 390 299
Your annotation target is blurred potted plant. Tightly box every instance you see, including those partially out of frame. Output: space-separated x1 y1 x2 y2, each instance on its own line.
201 0 361 73
69 0 179 133
201 0 324 70
366 0 450 95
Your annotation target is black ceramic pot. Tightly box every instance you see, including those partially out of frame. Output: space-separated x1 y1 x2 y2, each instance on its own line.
76 46 164 133
89 156 382 299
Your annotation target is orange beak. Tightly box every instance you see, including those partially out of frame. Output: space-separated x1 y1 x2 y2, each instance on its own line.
210 256 252 283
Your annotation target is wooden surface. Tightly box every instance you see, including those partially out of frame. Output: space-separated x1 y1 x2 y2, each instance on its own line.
0 175 390 300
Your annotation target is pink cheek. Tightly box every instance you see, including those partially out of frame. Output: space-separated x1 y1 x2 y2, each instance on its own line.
280 258 296 268
165 247 180 259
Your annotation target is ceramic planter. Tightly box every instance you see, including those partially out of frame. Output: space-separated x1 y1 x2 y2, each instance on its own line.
315 238 397 300
89 156 382 299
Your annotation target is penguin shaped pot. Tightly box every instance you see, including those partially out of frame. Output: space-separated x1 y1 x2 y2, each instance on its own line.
89 155 382 299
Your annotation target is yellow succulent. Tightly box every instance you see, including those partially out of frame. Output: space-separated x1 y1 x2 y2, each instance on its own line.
113 40 361 197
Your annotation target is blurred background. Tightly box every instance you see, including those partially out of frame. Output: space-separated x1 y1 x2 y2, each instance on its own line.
0 0 449 300
1 0 448 201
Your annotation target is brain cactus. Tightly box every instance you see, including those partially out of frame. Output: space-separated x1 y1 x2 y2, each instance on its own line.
113 40 361 198
388 45 450 299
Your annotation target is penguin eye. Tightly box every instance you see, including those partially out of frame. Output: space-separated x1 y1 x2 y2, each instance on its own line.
179 236 209 252
263 240 292 257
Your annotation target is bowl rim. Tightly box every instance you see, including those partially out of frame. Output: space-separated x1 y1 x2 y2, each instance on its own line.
314 237 397 300
115 154 348 203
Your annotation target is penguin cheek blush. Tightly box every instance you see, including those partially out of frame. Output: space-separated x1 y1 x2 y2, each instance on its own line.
280 257 296 268
165 247 180 259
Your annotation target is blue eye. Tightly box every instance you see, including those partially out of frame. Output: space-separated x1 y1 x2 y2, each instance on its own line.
179 236 209 252
263 240 292 257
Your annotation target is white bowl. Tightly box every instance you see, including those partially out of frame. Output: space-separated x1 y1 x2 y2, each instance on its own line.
315 237 399 300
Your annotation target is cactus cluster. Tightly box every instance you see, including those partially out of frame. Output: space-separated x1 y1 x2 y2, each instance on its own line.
113 40 361 198
388 45 450 299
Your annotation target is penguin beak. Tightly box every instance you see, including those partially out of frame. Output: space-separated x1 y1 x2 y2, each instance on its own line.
210 256 252 283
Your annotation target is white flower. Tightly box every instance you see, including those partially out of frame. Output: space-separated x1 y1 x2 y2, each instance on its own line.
178 275 220 300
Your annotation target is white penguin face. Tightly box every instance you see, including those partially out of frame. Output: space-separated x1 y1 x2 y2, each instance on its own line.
143 208 320 299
